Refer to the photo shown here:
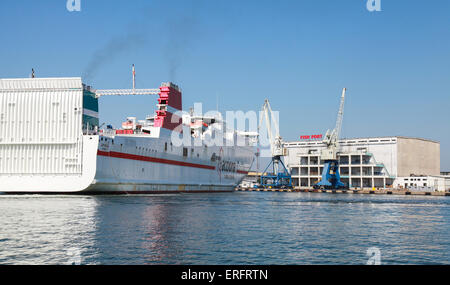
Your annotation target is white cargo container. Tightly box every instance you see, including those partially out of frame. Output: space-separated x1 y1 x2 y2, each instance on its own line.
0 78 98 192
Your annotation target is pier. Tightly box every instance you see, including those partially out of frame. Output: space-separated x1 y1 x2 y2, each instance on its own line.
235 187 450 197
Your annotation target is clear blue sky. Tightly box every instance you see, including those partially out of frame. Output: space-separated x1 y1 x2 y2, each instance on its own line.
1 0 449 170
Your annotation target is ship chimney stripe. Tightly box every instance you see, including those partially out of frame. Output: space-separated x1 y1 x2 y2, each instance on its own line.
154 111 183 132
158 99 182 111
159 86 182 110
155 83 183 132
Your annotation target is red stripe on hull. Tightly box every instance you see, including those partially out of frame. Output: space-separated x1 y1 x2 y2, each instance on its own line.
97 150 215 170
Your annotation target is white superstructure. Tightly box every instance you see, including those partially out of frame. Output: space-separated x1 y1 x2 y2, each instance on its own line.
0 78 255 193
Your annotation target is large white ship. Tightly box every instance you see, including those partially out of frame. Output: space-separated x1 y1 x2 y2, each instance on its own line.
0 77 255 193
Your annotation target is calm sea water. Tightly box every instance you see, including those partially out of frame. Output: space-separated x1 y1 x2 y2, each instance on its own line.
0 192 449 265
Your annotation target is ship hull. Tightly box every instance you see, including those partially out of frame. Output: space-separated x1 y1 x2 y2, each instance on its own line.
0 134 252 194
0 78 254 194
85 141 251 193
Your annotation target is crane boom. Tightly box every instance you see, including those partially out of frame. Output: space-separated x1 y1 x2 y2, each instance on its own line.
94 65 161 98
314 87 348 190
259 99 283 157
94 89 160 98
321 88 346 160
334 87 346 146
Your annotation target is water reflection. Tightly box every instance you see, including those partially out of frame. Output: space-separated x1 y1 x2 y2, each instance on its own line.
88 195 188 264
0 195 98 264
0 192 449 264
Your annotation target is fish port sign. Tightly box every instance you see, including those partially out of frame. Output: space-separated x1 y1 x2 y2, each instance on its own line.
300 134 323 140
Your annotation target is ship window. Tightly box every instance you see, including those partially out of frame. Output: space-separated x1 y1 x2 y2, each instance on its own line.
165 142 168 151
183 148 188 157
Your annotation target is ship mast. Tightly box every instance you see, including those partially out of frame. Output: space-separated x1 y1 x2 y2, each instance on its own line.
94 64 160 98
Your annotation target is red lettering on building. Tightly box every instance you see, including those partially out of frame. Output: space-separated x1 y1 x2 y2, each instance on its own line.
300 134 323 140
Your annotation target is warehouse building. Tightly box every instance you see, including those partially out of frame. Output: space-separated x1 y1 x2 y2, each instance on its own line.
284 136 445 190
393 176 450 192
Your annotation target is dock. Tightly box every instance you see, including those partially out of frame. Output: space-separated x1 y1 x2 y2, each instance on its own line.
235 188 450 197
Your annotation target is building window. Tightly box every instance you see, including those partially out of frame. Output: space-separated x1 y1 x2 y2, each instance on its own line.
300 167 308 176
351 155 361 164
339 156 349 165
300 157 308 165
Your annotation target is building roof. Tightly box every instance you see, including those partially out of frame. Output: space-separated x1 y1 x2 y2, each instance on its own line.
395 136 440 144
284 136 439 145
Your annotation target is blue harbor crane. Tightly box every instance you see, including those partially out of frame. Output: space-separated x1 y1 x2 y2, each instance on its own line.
314 88 348 190
258 99 292 189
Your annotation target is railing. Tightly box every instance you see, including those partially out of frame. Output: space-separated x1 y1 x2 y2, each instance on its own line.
94 89 160 98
